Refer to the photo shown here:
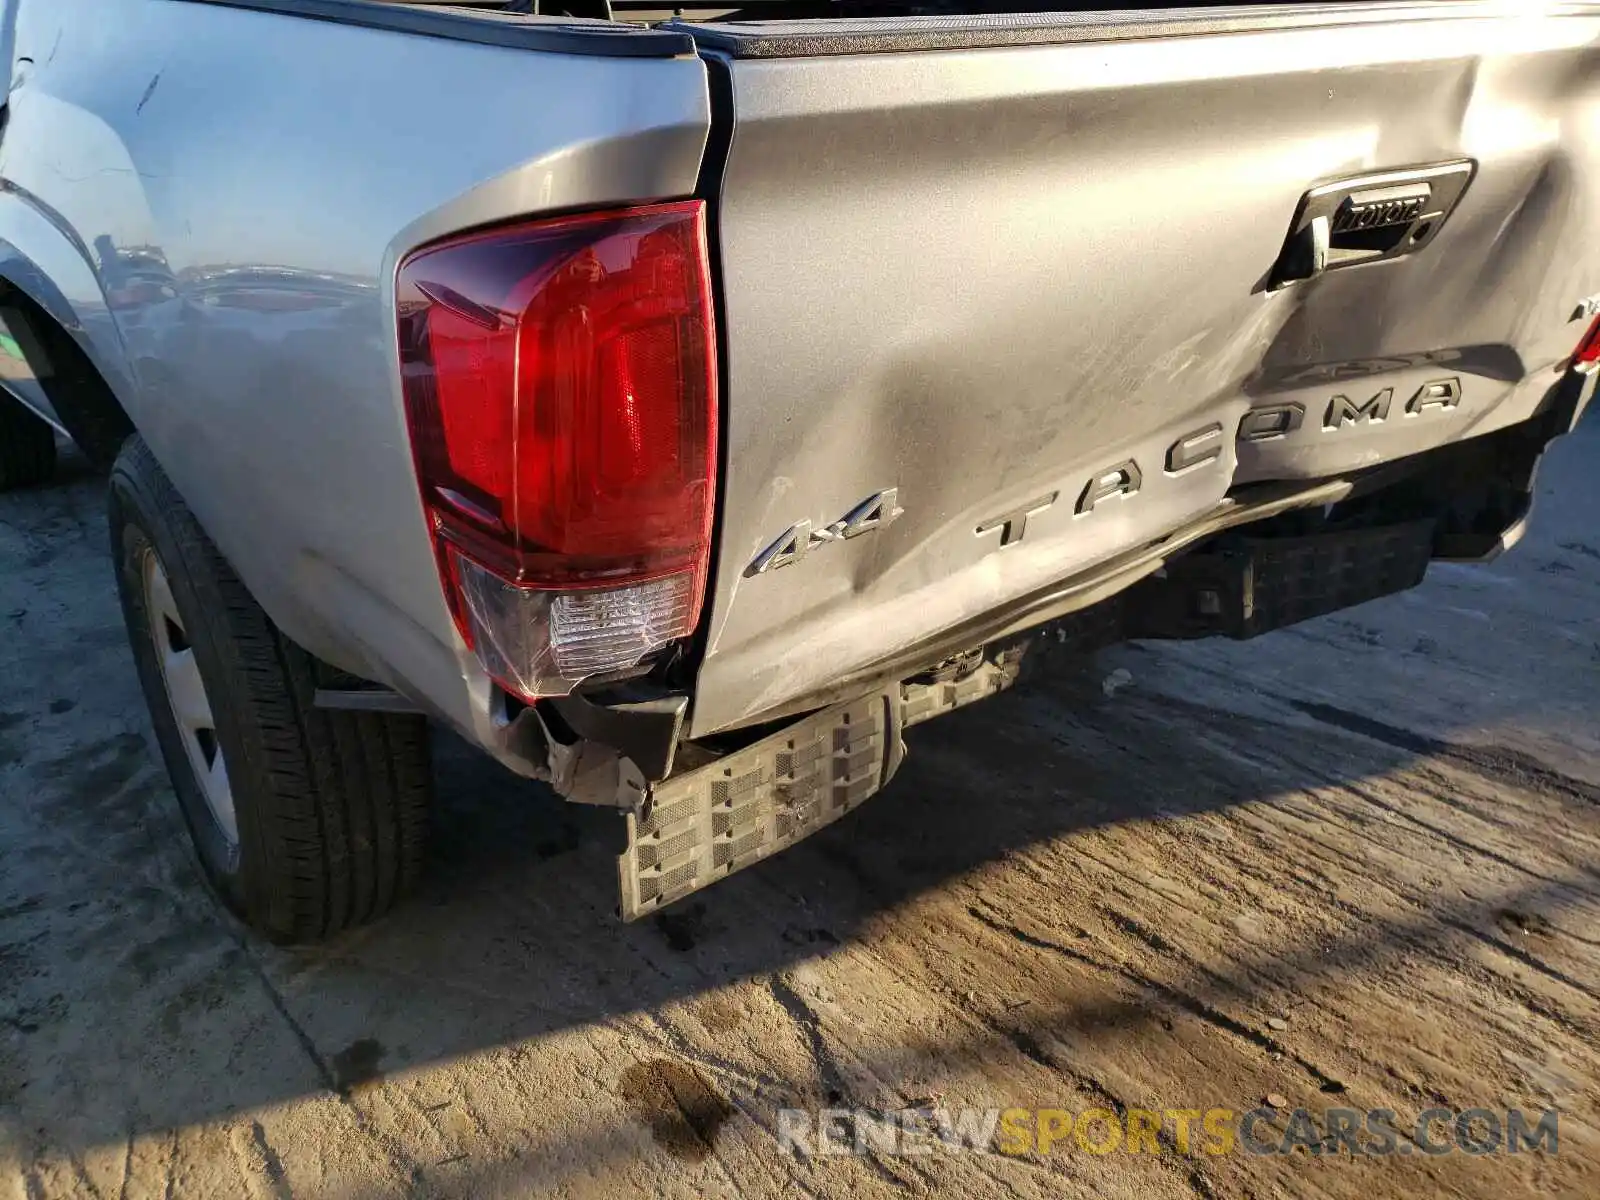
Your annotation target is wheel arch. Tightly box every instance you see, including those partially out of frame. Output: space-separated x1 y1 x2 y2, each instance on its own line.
0 187 138 468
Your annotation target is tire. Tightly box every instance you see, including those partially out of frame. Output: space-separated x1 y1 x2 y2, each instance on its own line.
0 391 56 490
108 436 431 942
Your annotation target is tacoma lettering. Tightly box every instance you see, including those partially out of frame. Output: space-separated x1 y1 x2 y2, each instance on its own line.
970 377 1467 547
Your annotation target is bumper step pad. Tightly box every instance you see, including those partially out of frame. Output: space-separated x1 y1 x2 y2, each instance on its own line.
617 657 1020 920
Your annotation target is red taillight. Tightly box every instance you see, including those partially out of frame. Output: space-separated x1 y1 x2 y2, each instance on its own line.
1574 313 1600 372
397 201 717 699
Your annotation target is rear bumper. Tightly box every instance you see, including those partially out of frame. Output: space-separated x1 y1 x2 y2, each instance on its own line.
616 501 1451 919
612 375 1596 916
618 651 1025 920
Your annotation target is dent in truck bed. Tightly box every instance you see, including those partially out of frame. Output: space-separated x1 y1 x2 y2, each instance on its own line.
690 3 1600 736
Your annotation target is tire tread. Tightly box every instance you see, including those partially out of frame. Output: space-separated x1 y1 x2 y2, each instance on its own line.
110 437 430 941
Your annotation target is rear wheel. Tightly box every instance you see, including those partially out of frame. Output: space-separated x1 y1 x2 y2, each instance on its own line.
109 436 432 942
0 392 56 490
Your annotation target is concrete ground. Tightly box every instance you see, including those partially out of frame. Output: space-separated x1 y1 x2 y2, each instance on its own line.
1 416 1597 1199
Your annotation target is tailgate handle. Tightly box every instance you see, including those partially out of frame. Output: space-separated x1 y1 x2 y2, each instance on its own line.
1270 160 1474 288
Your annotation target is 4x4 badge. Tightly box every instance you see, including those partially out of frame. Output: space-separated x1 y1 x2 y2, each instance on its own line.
747 489 904 576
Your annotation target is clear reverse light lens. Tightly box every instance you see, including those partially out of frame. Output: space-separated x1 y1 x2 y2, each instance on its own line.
455 555 696 699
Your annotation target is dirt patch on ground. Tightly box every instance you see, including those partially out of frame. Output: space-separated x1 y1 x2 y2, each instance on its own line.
617 1059 735 1164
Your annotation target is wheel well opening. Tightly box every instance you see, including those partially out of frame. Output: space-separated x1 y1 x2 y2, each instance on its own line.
0 283 134 469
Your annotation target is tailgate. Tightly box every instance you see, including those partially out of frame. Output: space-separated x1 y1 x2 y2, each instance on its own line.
684 3 1600 736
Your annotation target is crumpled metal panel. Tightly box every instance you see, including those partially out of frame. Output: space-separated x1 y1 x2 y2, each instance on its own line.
691 9 1600 737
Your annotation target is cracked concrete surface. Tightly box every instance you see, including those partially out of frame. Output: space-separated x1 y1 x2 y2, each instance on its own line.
1 414 1597 1198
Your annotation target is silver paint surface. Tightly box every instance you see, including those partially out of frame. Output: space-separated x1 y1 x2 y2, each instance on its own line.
691 6 1600 734
0 0 708 770
2 0 1597 759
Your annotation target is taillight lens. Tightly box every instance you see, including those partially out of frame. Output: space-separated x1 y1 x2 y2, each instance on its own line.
397 201 717 699
1574 313 1600 373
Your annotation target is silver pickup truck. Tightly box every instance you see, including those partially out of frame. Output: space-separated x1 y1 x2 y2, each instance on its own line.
1 0 1596 940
